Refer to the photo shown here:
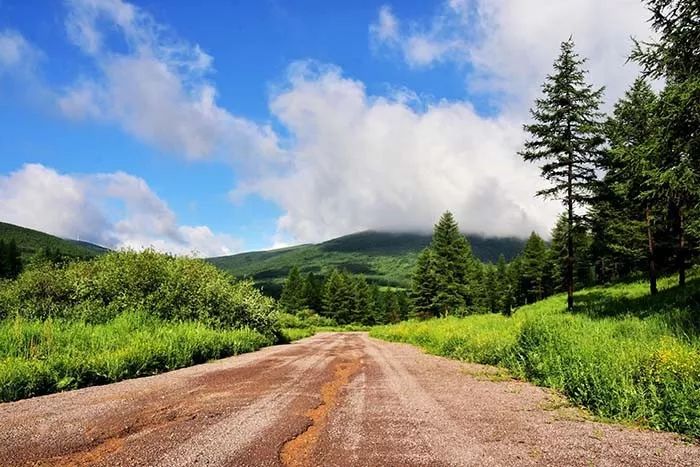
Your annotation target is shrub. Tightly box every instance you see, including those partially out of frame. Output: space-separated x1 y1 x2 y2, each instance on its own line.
0 250 279 335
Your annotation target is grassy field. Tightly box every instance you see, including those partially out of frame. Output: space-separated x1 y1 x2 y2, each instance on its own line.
371 274 700 437
209 230 526 296
0 313 272 401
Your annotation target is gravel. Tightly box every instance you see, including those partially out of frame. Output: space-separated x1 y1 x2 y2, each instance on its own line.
0 333 697 466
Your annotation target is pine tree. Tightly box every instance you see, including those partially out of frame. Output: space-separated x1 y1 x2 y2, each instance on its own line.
597 78 660 292
280 266 306 313
470 262 487 313
396 290 410 321
371 285 386 324
302 272 323 313
495 255 512 315
322 269 344 321
353 275 372 324
508 256 525 308
483 264 498 313
411 247 440 318
632 0 700 285
518 232 550 303
431 211 475 314
631 0 699 83
519 38 605 310
385 291 402 323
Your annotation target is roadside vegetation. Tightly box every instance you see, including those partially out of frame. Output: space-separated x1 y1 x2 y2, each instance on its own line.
374 0 700 440
372 274 700 437
0 250 279 401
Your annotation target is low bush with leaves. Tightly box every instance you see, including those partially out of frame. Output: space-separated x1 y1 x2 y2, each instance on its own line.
0 250 278 335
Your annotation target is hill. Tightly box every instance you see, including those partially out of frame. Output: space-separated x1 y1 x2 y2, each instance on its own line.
0 222 108 260
208 230 526 296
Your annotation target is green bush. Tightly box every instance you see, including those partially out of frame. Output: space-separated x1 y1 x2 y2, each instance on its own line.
371 276 700 438
276 309 337 329
0 250 279 335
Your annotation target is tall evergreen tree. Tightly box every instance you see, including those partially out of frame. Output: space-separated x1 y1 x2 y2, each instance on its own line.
353 276 372 324
411 247 440 318
483 264 499 313
384 291 402 323
518 232 550 303
396 290 410 321
471 262 487 313
598 78 660 292
632 0 700 285
430 211 475 314
495 255 512 315
371 284 386 324
302 272 324 313
519 38 605 310
280 266 306 313
631 0 699 83
322 269 344 321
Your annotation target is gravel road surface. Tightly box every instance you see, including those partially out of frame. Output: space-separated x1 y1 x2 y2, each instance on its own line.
0 332 698 466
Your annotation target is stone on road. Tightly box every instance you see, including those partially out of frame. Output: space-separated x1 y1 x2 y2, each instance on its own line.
0 333 697 466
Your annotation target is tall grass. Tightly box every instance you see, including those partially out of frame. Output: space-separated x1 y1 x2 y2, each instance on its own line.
371 275 700 437
0 250 283 401
0 312 272 402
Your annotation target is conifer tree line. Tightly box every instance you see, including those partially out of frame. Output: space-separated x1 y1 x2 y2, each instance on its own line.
518 0 698 309
410 212 571 318
279 266 410 325
413 0 698 315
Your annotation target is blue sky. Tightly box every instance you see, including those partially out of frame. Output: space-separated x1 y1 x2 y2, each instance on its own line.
0 0 653 255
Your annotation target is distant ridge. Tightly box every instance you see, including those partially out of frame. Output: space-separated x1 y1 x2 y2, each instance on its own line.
0 221 108 260
208 230 526 297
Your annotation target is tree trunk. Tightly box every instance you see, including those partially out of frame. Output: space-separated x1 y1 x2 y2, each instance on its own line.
645 205 658 295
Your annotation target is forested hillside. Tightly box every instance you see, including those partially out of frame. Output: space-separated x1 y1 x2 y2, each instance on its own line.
0 222 108 260
209 230 526 296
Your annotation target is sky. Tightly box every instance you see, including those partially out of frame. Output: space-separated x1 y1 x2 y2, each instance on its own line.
0 0 655 256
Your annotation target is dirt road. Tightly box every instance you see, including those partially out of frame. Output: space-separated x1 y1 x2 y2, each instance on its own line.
0 333 697 466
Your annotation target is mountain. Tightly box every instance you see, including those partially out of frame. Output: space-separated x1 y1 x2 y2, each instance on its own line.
208 230 526 297
0 222 109 260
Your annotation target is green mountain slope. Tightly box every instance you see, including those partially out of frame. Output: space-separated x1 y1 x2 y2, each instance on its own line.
0 222 108 260
209 230 526 296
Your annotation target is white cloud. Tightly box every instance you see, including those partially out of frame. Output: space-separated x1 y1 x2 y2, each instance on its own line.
58 0 282 163
1 0 661 249
0 164 241 257
370 0 653 109
0 30 38 71
235 63 559 242
369 6 399 43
